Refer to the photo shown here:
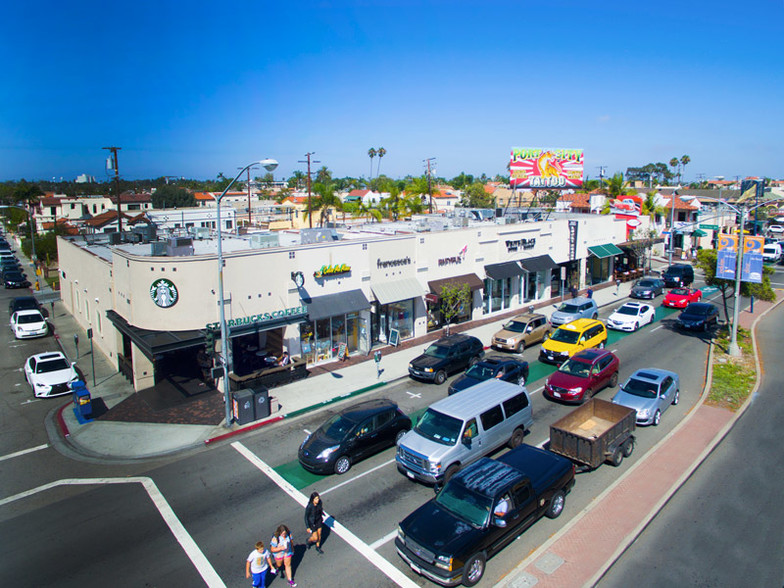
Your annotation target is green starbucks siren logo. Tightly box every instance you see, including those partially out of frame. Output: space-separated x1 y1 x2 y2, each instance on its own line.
150 278 179 308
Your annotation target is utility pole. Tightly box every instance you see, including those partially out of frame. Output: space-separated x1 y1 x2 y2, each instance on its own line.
668 189 678 266
299 152 320 228
597 166 607 188
424 157 436 214
103 147 122 234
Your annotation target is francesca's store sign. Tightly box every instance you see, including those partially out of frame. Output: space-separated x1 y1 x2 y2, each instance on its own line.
206 305 308 330
314 263 351 278
377 257 411 269
505 238 536 252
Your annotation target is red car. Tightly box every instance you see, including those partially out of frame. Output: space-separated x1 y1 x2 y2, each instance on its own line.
663 287 702 309
543 348 620 404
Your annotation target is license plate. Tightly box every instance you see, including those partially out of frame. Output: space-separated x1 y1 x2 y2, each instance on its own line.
406 471 415 480
553 391 561 398
410 563 422 574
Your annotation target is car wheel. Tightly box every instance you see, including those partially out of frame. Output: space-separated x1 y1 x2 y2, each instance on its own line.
462 553 486 587
622 437 635 457
517 374 526 386
434 370 447 385
508 428 524 449
598 341 606 349
516 340 525 353
395 429 408 444
584 389 593 400
609 372 619 388
542 330 550 341
672 389 680 405
334 456 351 475
653 410 661 426
610 447 624 467
634 322 639 331
545 490 566 519
468 356 479 367
443 464 460 484
592 312 598 320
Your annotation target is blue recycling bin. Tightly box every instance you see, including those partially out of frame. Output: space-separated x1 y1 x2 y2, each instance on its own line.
71 381 92 419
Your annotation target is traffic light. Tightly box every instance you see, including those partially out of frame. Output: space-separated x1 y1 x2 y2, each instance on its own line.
205 329 215 356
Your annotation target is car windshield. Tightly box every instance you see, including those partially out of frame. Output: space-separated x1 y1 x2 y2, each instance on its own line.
686 305 710 316
318 414 356 440
622 377 659 399
558 358 591 378
637 280 656 287
464 365 496 381
18 314 43 324
670 288 689 296
556 303 579 314
435 481 493 528
414 409 462 446
502 320 527 333
36 358 69 373
549 329 580 344
423 344 450 358
617 306 639 316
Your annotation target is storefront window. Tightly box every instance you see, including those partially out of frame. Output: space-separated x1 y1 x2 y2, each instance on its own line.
301 312 363 364
386 299 414 341
483 277 513 314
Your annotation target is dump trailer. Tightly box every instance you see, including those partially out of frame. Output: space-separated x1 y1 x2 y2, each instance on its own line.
549 398 636 471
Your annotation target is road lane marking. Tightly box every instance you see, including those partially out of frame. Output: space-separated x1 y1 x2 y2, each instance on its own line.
20 398 44 405
303 428 311 435
370 530 398 551
405 391 421 398
651 325 664 332
0 477 225 587
0 443 49 463
321 458 396 496
232 441 418 588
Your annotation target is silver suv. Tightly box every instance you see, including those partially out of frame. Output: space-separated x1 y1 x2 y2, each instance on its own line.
550 296 599 327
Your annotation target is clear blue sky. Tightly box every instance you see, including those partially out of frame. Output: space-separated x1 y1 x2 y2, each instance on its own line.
2 1 782 183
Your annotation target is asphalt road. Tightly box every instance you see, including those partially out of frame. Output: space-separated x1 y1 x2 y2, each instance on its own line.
597 289 784 588
0 270 767 588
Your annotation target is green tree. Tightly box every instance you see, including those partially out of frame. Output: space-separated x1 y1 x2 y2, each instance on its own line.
680 155 691 183
439 283 472 333
151 185 195 209
449 172 474 190
367 148 377 179
459 182 494 208
288 170 306 189
315 166 332 185
604 172 630 198
376 147 386 178
312 182 342 227
13 180 44 205
669 158 680 184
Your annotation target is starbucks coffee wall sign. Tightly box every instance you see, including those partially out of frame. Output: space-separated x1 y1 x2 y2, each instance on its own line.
150 278 179 308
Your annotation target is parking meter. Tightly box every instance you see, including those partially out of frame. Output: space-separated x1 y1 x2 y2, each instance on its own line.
74 333 79 359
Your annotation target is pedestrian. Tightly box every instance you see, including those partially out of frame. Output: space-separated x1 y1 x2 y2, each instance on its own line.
305 491 325 554
615 278 621 295
270 525 296 587
374 350 383 378
245 540 275 588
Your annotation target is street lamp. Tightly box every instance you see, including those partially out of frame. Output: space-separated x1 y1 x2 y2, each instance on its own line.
216 158 278 427
0 204 39 290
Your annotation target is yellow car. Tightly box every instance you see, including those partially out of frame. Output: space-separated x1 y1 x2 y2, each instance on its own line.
539 318 607 364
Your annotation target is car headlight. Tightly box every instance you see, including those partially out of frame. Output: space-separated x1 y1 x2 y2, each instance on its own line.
408 363 413 369
397 526 405 544
300 434 311 448
638 408 650 418
570 387 584 394
316 445 340 460
428 461 441 474
435 554 454 571
424 367 434 373
34 381 50 390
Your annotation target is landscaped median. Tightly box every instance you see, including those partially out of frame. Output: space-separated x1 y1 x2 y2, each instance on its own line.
707 327 756 411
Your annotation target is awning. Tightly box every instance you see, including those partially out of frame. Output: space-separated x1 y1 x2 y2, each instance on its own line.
371 278 426 305
106 310 205 360
302 289 370 321
428 273 484 296
519 254 558 273
587 243 624 259
692 229 708 237
484 261 525 280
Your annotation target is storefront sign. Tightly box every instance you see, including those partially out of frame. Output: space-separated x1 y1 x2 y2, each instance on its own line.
568 220 578 261
505 238 536 252
438 245 468 266
206 305 308 330
510 147 584 189
150 278 179 308
377 257 411 269
314 263 351 278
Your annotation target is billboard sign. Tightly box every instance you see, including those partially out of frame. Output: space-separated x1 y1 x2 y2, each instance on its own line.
510 147 584 189
716 234 737 279
741 235 764 283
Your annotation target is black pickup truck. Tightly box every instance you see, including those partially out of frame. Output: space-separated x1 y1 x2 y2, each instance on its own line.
395 444 575 586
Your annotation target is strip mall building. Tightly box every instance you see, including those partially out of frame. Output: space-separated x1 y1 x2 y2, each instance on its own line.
56 214 632 393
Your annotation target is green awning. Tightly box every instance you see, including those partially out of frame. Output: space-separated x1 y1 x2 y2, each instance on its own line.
691 229 708 237
587 243 624 259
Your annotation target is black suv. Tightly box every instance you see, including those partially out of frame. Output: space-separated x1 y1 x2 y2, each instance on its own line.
9 296 46 316
447 357 529 396
409 334 485 385
662 264 694 287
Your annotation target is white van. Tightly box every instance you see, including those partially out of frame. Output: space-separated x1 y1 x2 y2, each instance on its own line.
395 379 534 484
763 243 782 264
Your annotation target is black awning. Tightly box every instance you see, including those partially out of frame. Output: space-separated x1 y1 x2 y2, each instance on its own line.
106 310 205 360
302 289 370 321
519 254 558 273
484 261 525 280
428 273 484 295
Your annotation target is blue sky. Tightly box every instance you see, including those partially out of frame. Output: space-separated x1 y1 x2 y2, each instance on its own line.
2 1 782 183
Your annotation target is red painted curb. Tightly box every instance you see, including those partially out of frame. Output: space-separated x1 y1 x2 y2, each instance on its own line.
57 401 72 438
204 415 285 446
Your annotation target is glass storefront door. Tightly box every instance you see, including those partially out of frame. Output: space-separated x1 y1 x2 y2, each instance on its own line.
483 277 514 313
300 312 364 364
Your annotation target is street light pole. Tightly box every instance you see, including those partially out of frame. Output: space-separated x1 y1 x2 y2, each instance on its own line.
668 188 678 266
216 159 278 427
728 207 746 356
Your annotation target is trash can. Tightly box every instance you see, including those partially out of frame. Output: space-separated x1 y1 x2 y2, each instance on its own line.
251 386 270 419
232 389 255 425
71 381 92 419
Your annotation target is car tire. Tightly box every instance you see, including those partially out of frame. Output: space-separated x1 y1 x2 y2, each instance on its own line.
443 464 459 484
434 370 447 385
545 490 566 519
672 389 680 405
462 553 486 587
609 372 619 387
653 409 661 426
610 447 624 467
542 330 550 341
592 312 598 320
508 428 525 449
634 322 639 331
395 429 408 444
468 356 480 367
598 341 606 349
334 456 351 475
516 341 525 353
622 437 635 457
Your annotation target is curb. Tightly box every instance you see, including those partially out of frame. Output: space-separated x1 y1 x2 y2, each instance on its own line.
56 401 72 438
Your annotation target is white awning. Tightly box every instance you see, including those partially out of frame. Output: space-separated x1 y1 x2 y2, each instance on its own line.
371 278 426 305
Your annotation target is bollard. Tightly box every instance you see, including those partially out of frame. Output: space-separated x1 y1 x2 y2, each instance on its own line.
74 333 79 360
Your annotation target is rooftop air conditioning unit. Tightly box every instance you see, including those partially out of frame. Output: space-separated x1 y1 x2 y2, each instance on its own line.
151 241 168 256
166 237 194 256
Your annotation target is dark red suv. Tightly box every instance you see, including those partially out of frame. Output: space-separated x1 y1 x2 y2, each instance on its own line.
543 348 619 404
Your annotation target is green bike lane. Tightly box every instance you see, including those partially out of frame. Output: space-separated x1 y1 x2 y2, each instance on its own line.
274 304 682 490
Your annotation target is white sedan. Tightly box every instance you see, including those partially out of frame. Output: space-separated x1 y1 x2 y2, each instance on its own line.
10 309 48 339
24 352 80 398
607 302 655 332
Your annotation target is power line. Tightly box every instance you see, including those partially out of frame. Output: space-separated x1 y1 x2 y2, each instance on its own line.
298 152 320 229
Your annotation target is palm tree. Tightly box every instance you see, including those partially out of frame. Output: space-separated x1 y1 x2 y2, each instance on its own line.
288 170 306 190
376 147 386 178
312 182 342 227
669 158 680 184
368 148 377 179
680 155 690 184
605 172 628 198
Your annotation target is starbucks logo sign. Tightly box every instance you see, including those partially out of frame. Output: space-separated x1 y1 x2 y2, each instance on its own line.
150 278 179 308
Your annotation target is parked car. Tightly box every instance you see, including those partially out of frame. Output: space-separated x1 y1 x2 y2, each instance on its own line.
543 349 620 404
661 263 695 287
662 287 702 309
396 444 575 587
24 351 80 398
10 309 48 339
676 302 720 332
768 224 784 234
298 398 411 475
629 277 665 300
549 297 598 327
612 368 680 426
408 334 485 385
448 357 529 395
2 270 30 289
762 243 782 264
491 312 549 352
606 302 655 332
9 296 44 316
539 318 607 364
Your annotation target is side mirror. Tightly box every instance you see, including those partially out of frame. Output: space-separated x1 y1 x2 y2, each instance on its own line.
462 436 472 448
493 517 507 528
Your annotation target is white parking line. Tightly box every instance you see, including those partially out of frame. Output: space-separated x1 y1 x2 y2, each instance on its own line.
0 443 49 463
370 530 398 551
405 391 421 398
0 477 225 587
321 459 395 496
651 325 664 332
232 442 418 588
303 429 311 435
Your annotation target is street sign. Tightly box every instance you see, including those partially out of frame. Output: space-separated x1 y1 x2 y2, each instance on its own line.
700 224 719 230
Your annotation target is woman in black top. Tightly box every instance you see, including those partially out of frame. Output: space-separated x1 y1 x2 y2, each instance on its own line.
305 492 324 554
